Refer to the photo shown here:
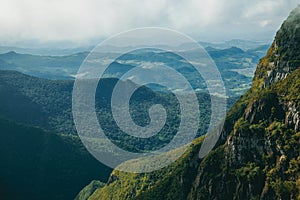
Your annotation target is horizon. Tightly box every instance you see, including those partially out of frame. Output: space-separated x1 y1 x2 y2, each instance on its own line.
0 38 270 50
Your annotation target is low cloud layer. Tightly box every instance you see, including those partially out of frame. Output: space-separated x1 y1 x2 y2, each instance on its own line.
0 0 299 46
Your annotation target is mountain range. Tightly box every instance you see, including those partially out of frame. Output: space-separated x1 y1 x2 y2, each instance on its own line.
0 44 269 97
76 5 300 200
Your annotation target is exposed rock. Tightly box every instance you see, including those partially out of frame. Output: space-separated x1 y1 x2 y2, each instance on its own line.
284 101 300 132
261 6 300 88
244 93 285 124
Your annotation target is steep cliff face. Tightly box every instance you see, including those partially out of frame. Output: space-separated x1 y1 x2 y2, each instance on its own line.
77 6 300 200
250 5 300 134
256 6 300 88
189 6 300 199
286 102 300 132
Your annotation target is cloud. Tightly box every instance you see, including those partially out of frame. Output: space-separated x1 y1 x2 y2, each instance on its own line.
0 0 299 46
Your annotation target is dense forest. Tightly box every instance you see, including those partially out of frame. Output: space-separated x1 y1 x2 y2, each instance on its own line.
0 69 235 199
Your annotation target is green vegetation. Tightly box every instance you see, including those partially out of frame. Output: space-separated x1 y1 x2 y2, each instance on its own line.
89 137 205 200
0 117 111 200
0 70 228 153
75 180 105 200
0 69 229 199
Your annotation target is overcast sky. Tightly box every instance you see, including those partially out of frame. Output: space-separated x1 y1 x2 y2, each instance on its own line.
0 0 299 47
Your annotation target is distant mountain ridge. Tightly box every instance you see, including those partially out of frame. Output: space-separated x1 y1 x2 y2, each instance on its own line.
0 45 94 56
0 39 267 56
199 39 269 50
0 44 265 97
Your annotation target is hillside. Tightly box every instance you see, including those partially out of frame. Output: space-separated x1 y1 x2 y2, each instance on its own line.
0 69 233 152
0 117 111 200
78 5 300 200
0 70 76 134
0 69 221 199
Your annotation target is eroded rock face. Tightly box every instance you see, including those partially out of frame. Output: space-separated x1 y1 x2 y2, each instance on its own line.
244 93 285 124
263 42 291 88
264 68 290 88
243 97 299 133
285 102 300 132
226 129 270 167
178 7 300 199
261 6 300 88
217 10 300 197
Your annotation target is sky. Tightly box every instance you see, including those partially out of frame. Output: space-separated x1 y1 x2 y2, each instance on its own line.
0 0 299 47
